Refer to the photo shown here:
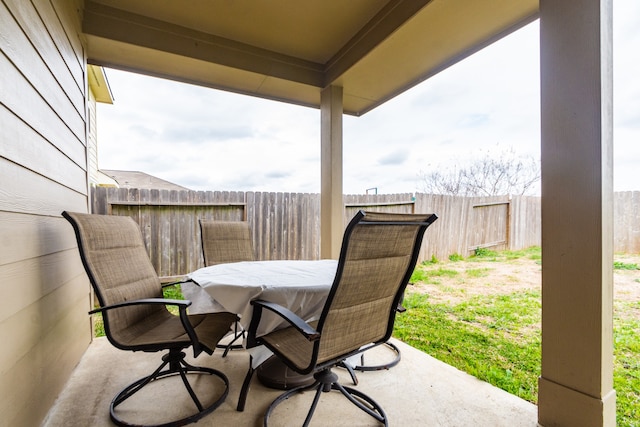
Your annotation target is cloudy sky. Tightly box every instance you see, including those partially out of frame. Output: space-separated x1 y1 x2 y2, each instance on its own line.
97 2 639 195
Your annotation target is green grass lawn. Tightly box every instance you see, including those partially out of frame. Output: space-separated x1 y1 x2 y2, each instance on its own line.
395 291 541 402
395 247 640 427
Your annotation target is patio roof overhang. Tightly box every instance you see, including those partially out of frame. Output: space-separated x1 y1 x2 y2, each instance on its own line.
81 0 540 258
82 0 538 116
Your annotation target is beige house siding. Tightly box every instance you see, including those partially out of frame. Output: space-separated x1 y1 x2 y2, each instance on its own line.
0 1 91 426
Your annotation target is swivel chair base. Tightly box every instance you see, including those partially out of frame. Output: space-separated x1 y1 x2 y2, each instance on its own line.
110 349 229 427
339 341 401 385
355 341 401 372
263 368 388 427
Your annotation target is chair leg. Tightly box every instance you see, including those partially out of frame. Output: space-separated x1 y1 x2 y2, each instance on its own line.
263 380 321 427
337 360 358 385
333 382 387 424
236 354 255 411
263 368 388 427
110 349 229 427
217 321 246 357
221 328 245 358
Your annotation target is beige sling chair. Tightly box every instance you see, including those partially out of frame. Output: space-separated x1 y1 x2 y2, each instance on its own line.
63 211 238 427
199 220 254 356
200 220 254 267
239 210 438 426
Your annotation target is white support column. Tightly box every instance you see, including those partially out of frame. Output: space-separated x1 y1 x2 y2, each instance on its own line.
320 85 344 259
538 1 615 426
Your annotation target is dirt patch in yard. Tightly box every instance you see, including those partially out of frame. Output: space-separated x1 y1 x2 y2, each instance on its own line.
410 254 640 309
614 254 640 303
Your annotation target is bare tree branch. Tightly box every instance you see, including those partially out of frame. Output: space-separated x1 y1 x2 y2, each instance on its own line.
419 146 540 196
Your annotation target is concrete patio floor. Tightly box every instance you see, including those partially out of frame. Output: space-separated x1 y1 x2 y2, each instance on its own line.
43 337 538 426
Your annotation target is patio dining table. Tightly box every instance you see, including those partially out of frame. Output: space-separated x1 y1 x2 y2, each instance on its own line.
182 259 338 368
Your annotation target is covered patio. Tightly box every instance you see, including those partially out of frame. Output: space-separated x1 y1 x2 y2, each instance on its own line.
0 0 614 426
43 338 537 426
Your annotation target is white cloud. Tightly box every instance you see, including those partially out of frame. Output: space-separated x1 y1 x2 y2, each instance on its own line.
97 3 638 194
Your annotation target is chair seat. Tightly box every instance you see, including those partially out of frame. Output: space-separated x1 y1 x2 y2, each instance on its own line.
113 311 237 354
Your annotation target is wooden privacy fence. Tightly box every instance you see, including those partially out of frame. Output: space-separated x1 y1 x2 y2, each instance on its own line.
92 187 640 278
614 191 640 254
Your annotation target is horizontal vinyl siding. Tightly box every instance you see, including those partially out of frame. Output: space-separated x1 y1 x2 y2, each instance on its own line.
0 291 88 427
0 0 89 426
0 157 87 215
3 0 85 119
0 249 86 324
0 212 79 266
0 104 87 194
0 52 85 166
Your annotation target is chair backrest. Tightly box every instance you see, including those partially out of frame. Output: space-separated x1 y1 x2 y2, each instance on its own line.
200 220 254 266
314 210 437 365
62 211 165 347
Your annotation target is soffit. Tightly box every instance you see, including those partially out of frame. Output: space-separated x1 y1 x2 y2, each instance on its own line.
82 0 539 116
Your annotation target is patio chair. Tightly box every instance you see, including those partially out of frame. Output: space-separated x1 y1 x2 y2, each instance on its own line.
200 220 254 266
241 210 437 425
62 211 238 427
199 220 254 356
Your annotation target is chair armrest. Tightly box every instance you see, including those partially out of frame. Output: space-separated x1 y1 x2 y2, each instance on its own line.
88 298 192 315
246 299 320 348
157 280 206 353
